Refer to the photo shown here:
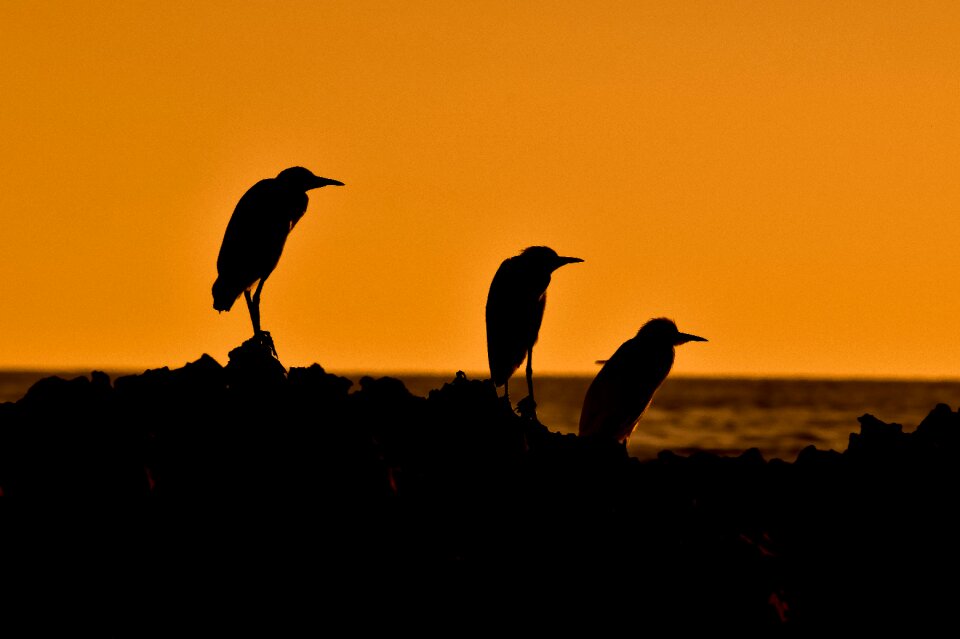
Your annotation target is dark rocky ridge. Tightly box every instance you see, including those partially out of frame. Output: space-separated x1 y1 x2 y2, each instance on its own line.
1 338 957 629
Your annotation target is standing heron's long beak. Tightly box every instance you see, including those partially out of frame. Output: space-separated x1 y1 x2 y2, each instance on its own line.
311 177 345 188
676 332 708 344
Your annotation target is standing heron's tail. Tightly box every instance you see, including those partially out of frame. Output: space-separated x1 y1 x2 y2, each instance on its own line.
212 278 238 312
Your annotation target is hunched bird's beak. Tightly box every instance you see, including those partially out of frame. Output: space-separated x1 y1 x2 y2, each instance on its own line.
676 332 708 344
557 256 584 266
312 177 345 189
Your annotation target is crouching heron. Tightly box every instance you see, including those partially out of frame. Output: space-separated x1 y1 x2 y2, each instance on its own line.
579 318 706 447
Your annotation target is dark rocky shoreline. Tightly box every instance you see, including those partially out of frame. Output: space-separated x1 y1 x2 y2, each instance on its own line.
1 339 958 629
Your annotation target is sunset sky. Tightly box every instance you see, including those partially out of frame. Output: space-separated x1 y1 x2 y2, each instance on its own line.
2 1 959 379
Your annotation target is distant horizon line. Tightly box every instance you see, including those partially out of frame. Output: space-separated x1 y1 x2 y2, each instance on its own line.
2 365 960 384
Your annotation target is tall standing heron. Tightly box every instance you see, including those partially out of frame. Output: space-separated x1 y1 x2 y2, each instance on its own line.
485 246 583 416
212 167 344 338
579 318 706 447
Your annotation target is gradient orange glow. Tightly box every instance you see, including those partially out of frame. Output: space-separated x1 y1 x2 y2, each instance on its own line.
2 1 959 378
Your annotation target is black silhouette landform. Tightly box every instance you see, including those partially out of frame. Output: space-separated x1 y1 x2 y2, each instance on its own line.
1 339 957 630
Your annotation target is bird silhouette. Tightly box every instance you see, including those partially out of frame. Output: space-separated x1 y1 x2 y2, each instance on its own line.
212 167 343 342
579 318 706 446
485 246 583 417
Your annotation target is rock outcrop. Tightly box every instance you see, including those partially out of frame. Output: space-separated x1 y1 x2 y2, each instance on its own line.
0 345 956 630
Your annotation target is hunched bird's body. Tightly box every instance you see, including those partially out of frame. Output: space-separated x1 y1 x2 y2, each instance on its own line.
212 180 307 313
579 318 706 445
213 167 343 335
485 246 582 414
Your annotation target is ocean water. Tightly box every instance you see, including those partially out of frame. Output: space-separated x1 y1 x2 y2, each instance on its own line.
3 370 959 463
387 374 960 462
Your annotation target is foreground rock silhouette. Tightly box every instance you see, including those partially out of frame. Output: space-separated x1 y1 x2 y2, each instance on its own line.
0 347 957 630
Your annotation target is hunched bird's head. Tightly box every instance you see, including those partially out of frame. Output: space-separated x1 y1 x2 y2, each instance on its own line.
518 246 584 274
636 317 708 346
276 166 345 191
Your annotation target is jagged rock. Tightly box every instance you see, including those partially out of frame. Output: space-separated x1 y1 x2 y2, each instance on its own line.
739 446 767 466
914 402 960 450
0 356 957 629
225 333 287 390
847 413 907 460
795 445 843 468
288 363 352 399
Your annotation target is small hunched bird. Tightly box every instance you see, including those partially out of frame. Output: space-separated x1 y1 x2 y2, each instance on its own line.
485 246 583 416
212 167 344 337
579 318 706 446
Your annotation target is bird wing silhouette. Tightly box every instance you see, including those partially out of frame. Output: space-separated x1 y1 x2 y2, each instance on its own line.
578 339 669 443
213 179 307 311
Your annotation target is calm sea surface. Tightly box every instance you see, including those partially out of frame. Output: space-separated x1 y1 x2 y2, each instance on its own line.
4 370 960 463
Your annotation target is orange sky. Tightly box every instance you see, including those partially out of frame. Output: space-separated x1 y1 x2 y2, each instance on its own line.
2 1 959 378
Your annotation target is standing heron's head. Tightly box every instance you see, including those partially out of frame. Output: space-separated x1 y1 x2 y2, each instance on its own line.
637 317 707 346
518 246 584 275
276 166 345 191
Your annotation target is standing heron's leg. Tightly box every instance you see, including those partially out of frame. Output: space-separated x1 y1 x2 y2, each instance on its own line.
251 278 266 333
249 278 277 357
244 290 260 335
516 348 538 420
503 378 510 405
526 347 535 402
